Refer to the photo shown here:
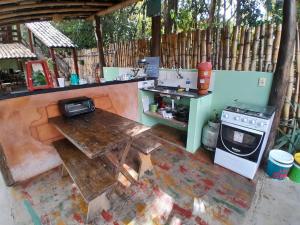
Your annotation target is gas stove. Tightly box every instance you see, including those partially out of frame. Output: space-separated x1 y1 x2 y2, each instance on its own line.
222 103 275 132
214 103 276 179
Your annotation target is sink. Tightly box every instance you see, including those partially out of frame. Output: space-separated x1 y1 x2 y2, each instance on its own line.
144 87 197 98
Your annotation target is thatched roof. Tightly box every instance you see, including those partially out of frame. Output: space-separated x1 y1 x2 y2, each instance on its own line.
0 0 139 27
0 43 37 59
26 22 76 48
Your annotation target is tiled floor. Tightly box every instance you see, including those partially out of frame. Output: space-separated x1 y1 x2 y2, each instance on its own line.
0 138 256 225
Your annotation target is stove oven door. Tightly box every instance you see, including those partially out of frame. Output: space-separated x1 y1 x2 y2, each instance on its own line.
217 121 265 162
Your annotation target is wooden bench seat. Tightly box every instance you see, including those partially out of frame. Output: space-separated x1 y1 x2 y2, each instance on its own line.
131 134 162 179
132 133 162 154
53 139 117 222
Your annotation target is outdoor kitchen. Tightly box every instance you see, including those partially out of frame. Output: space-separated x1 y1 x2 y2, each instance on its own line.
0 1 299 225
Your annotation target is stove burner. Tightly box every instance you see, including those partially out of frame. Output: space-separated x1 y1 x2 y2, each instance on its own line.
225 104 275 119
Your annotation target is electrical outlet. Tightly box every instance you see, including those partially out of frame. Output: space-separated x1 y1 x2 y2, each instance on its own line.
258 77 267 87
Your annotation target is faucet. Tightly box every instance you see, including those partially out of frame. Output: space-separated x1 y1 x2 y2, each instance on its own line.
131 67 140 78
174 65 183 79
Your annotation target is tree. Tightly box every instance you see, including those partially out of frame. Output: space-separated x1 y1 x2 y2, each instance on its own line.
164 0 178 34
53 20 96 49
267 0 297 156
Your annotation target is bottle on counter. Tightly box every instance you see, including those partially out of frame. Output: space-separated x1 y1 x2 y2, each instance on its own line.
185 78 191 92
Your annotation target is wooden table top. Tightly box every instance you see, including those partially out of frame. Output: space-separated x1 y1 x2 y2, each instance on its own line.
49 109 149 159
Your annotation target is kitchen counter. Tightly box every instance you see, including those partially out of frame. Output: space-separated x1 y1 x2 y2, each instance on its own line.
0 77 155 101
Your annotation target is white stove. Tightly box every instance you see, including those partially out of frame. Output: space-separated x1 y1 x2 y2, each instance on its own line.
214 103 275 179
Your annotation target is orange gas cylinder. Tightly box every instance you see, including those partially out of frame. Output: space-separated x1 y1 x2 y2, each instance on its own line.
197 62 212 95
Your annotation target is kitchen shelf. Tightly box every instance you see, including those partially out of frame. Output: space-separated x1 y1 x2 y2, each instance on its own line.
144 111 188 128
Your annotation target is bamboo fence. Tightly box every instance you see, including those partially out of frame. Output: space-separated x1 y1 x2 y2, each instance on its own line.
66 24 291 71
64 24 300 127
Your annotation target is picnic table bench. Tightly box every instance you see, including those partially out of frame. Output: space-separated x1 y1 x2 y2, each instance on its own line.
50 109 160 222
53 139 117 222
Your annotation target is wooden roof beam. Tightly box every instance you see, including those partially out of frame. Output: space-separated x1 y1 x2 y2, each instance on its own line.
89 0 140 19
0 2 114 12
0 8 101 20
0 13 91 27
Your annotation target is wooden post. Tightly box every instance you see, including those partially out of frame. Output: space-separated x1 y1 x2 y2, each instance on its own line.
95 16 106 79
151 15 161 57
49 48 59 81
28 29 34 53
266 0 297 158
72 48 79 75
16 24 21 43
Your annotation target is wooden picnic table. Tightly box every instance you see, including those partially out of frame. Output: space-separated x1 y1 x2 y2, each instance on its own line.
50 109 150 223
50 108 149 159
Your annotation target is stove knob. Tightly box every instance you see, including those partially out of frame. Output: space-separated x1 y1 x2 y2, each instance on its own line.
223 113 229 118
242 118 248 122
257 122 264 126
234 116 240 121
249 119 256 125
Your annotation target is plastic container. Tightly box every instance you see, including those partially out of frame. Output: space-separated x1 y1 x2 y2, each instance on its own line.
149 104 158 112
70 73 79 85
266 149 294 179
294 152 300 165
197 62 212 95
57 77 65 87
288 162 300 183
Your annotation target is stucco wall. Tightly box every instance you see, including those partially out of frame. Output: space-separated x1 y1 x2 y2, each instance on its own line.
0 82 139 182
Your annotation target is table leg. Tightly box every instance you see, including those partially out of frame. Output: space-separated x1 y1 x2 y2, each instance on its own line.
86 191 111 223
104 138 138 185
61 165 68 177
137 152 153 179
118 138 133 172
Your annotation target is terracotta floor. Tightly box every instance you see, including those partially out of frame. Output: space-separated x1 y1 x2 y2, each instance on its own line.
0 136 256 225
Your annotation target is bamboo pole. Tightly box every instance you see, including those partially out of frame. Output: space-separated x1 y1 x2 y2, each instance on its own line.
230 26 239 70
197 29 201 64
258 24 266 71
161 34 166 67
176 32 181 68
215 28 220 69
272 24 282 72
191 31 197 68
264 24 274 72
250 25 261 71
243 29 252 71
236 26 245 71
182 32 186 68
186 31 191 69
201 30 207 62
206 28 212 62
296 27 300 119
223 25 230 70
282 47 295 132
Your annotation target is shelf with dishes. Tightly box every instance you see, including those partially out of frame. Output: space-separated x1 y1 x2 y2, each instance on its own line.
143 110 188 128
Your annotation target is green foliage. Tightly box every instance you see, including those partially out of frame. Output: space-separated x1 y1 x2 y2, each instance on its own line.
52 0 286 47
265 0 283 24
238 0 264 26
53 20 96 49
101 2 151 45
32 70 47 86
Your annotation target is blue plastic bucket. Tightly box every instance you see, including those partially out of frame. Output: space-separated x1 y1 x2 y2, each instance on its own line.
267 149 294 179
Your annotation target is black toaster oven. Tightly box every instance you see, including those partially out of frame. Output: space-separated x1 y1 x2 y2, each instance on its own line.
58 96 95 117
